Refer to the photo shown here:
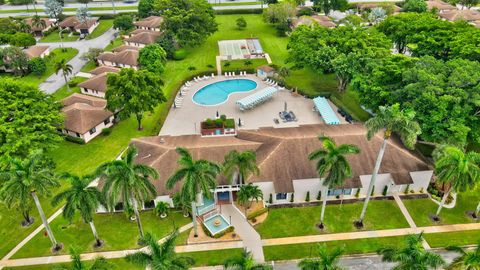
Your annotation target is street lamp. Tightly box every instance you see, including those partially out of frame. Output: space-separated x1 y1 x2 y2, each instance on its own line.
59 28 68 52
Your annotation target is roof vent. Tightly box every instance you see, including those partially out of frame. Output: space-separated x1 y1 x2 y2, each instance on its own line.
160 138 165 144
141 154 152 159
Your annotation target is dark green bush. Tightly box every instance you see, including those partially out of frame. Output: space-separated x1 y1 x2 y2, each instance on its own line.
290 193 294 202
268 193 273 204
173 49 187 60
305 191 310 202
65 135 85 144
317 190 322 200
101 127 111 136
247 208 268 220
215 8 263 15
382 185 388 196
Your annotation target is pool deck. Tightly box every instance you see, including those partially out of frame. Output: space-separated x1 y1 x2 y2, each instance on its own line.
160 74 346 136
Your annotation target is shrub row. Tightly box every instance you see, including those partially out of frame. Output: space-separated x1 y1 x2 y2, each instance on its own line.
247 207 268 220
64 135 85 144
215 8 263 15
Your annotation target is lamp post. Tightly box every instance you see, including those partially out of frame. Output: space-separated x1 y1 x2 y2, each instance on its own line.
59 28 67 52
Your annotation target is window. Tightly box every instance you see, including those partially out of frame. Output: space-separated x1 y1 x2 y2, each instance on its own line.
84 89 88 93
276 192 287 200
89 127 96 135
327 189 352 196
76 132 80 137
114 202 124 211
104 118 110 125
144 200 155 209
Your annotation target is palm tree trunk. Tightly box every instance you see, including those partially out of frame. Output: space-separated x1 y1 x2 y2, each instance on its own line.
136 113 143 130
88 221 102 246
320 186 328 225
22 210 32 225
191 201 198 237
33 0 38 15
196 191 204 206
132 198 145 239
359 138 388 222
31 192 60 250
475 201 480 217
63 74 70 92
436 187 451 216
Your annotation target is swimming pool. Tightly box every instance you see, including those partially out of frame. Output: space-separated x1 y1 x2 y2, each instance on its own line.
192 79 257 106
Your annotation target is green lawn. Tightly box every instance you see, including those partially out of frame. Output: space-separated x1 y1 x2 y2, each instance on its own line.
212 1 261 6
255 200 409 239
403 191 480 227
80 61 98 72
0 48 78 88
86 19 114 40
12 211 190 258
104 37 123 51
4 258 144 270
51 77 86 101
221 58 268 73
263 236 408 261
424 230 480 248
40 30 78 42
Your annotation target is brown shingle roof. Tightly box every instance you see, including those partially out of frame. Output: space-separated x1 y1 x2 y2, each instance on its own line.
130 29 159 36
131 124 431 195
426 0 457 11
24 18 53 31
112 45 140 53
125 31 161 45
97 49 139 67
61 93 112 134
439 10 480 21
292 15 336 29
134 16 163 29
59 16 99 30
257 65 275 72
23 45 49 59
356 3 402 12
78 73 110 92
89 66 120 75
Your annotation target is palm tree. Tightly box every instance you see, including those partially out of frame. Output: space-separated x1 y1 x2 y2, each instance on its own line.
125 230 194 270
0 151 62 251
31 15 47 34
223 150 259 185
378 233 445 270
166 147 221 237
446 243 480 270
356 104 421 227
0 172 34 227
432 146 480 220
57 247 112 270
237 183 263 210
298 243 344 270
95 146 159 240
52 174 105 248
224 249 272 270
309 136 360 229
55 59 73 92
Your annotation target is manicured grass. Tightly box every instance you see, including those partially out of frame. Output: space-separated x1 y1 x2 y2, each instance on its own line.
80 60 98 72
40 30 78 42
212 1 261 6
403 191 480 227
4 258 144 270
104 37 123 51
424 230 480 248
263 236 408 261
86 19 113 40
51 76 86 101
221 58 268 73
184 248 244 267
12 211 190 258
0 48 78 88
255 200 409 239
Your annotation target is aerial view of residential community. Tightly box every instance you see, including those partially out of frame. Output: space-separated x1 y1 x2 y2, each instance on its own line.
0 0 479 268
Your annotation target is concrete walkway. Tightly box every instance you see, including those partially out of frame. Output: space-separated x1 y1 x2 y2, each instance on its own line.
220 204 265 262
262 222 480 247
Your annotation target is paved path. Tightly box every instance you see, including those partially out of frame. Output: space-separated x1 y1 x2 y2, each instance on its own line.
38 27 117 94
220 204 265 263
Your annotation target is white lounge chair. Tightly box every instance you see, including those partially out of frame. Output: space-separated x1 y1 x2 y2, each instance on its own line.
225 72 229 77
211 73 215 78
203 75 208 80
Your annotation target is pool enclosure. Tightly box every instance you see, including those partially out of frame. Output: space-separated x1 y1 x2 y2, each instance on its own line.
313 96 341 125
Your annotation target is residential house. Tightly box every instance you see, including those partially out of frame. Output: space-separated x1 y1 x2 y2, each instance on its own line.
89 66 121 76
24 18 53 36
111 45 140 53
59 16 99 34
23 45 50 59
355 3 402 13
78 68 120 98
124 31 162 48
133 16 163 32
439 9 480 22
291 15 336 29
129 124 433 206
426 0 457 12
97 49 139 69
61 93 115 143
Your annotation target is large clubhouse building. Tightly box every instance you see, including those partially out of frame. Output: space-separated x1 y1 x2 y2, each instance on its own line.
128 124 432 207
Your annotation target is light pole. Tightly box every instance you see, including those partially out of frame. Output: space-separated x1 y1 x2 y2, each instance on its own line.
59 28 67 52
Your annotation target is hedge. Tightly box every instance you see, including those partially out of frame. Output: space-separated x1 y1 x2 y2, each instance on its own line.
64 135 85 144
247 207 268 220
215 9 263 15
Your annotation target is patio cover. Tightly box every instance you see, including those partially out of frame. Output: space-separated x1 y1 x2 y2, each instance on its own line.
313 96 340 125
236 87 278 110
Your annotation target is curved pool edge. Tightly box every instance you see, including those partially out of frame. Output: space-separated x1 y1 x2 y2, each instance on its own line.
191 78 258 107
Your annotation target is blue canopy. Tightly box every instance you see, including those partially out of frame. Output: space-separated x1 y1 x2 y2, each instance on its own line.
313 97 340 125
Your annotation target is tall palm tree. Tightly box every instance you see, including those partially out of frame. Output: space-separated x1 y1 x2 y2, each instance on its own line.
52 174 105 248
309 136 360 229
224 249 272 270
298 243 344 270
0 171 34 227
223 150 259 185
55 59 73 92
432 146 480 219
166 147 221 237
356 104 421 227
446 243 480 270
125 230 194 270
95 146 159 240
57 247 112 270
31 15 47 34
378 233 445 270
237 183 263 210
0 151 62 251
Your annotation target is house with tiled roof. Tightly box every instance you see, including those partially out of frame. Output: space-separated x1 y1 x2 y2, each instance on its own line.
134 16 163 32
23 45 50 59
291 15 336 29
124 31 162 47
24 18 53 36
59 16 99 34
61 93 115 143
439 9 480 22
426 0 457 12
78 67 120 98
97 49 139 69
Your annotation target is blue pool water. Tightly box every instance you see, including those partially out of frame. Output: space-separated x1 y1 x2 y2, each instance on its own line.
192 79 257 106
203 214 231 236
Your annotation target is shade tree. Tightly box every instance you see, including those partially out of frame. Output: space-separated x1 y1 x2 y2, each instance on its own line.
138 44 167 73
113 14 134 31
28 57 47 76
402 0 428 12
223 150 259 185
45 0 63 21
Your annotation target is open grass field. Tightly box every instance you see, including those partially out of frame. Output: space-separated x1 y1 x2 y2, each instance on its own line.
255 200 409 239
424 230 480 248
221 58 268 73
51 76 86 100
86 20 113 40
403 191 479 227
263 236 407 261
0 48 78 88
12 211 190 258
4 258 144 270
40 30 78 42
